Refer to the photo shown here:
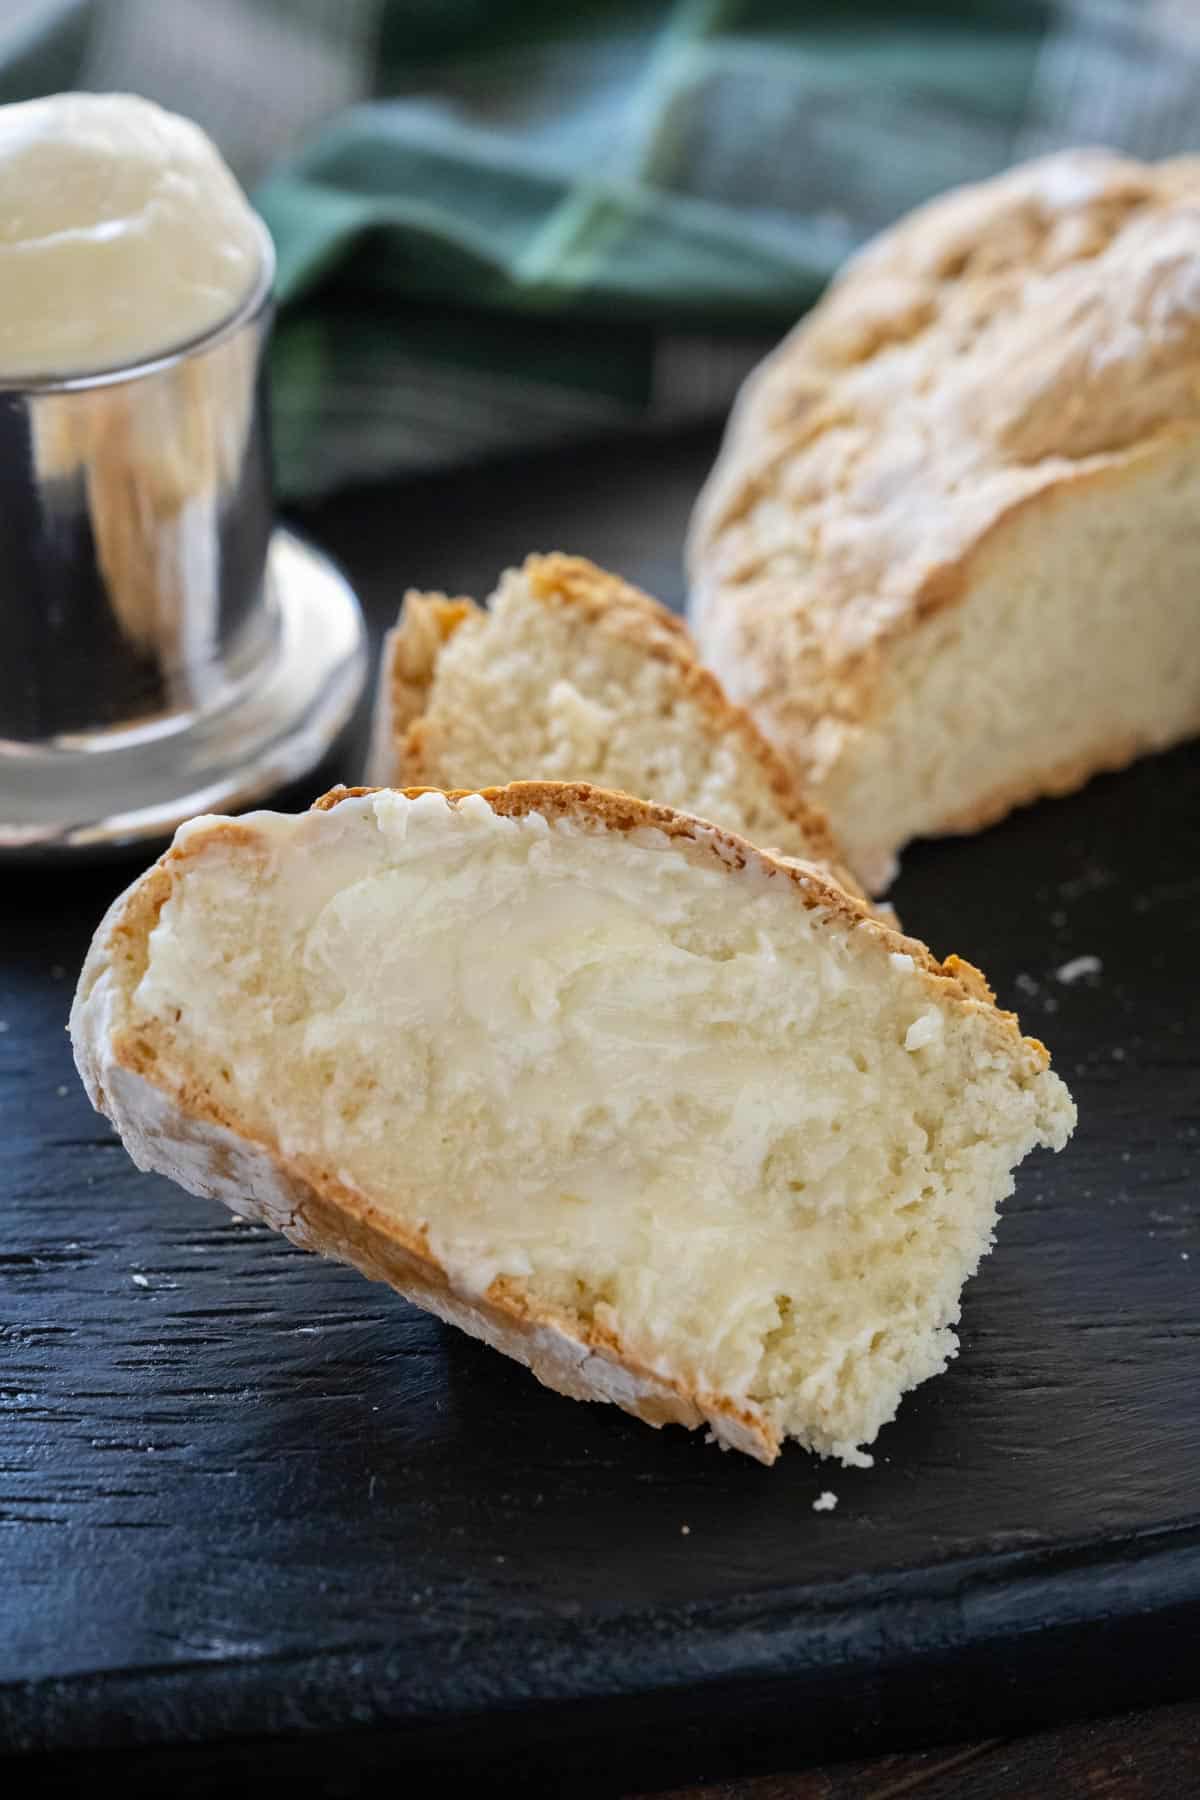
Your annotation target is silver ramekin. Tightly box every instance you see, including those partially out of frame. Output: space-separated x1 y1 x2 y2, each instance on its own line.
0 220 366 856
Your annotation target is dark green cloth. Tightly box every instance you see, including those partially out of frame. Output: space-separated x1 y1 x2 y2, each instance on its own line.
257 0 1049 493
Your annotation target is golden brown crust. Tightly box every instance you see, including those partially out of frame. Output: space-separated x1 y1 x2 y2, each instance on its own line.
688 148 1200 776
387 592 477 778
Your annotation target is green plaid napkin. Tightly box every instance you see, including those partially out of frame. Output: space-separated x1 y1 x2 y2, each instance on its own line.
4 1 1198 497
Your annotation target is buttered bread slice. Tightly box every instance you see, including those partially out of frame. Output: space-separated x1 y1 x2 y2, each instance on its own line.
369 552 865 898
71 783 1074 1465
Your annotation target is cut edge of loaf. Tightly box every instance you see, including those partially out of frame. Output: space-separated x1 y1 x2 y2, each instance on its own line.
72 781 1073 1466
806 433 1200 889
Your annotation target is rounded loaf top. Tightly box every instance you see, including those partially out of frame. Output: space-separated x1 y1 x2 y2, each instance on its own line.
0 91 265 380
684 147 1200 893
690 148 1200 659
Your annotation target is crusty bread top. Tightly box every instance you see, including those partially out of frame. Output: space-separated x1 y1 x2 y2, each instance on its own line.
387 551 864 894
688 148 1200 763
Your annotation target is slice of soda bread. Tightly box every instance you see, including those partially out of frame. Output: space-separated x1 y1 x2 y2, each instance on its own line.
72 782 1074 1466
370 551 866 899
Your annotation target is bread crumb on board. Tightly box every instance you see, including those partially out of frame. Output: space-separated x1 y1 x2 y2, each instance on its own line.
812 1491 839 1513
1055 955 1102 985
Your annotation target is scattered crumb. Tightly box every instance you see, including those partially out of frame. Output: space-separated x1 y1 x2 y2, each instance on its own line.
131 1273 150 1288
1183 1253 1190 1262
1015 973 1039 996
1055 955 1101 985
842 1447 874 1470
1121 1151 1132 1163
1042 995 1059 1013
1059 866 1114 902
680 1524 691 1536
0 1020 9 1033
1111 1047 1126 1061
812 1491 838 1513
56 1084 68 1097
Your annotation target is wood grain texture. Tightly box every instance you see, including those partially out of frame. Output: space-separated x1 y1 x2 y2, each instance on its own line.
2 428 1199 1792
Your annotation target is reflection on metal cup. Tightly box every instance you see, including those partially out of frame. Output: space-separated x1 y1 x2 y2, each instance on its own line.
0 224 366 856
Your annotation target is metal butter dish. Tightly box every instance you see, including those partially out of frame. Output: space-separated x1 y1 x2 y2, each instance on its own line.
0 224 366 857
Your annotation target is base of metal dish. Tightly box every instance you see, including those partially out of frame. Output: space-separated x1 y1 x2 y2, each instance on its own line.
0 530 366 858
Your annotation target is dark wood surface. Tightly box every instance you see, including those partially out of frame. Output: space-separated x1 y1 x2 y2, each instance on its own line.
3 429 1199 1795
651 1694 1200 1798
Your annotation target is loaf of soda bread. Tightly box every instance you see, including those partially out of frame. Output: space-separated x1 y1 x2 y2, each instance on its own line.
688 148 1200 890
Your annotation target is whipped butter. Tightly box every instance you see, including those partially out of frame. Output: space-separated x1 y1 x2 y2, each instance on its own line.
0 92 263 379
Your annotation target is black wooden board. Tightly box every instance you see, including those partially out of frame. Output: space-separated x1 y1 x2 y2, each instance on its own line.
3 431 1199 1795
